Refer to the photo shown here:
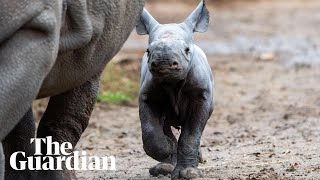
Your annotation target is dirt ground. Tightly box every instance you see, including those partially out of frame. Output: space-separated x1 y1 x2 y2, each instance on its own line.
75 0 320 179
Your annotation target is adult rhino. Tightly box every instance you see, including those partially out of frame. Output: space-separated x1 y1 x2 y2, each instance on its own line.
0 0 145 179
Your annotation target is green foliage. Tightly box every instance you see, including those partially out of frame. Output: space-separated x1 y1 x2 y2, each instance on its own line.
97 92 132 104
98 60 140 105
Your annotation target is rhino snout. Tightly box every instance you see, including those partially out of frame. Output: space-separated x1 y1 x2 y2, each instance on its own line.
150 59 180 73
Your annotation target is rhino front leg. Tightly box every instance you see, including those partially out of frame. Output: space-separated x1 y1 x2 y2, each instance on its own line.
139 99 177 176
3 108 36 180
171 97 212 180
148 124 178 177
36 73 100 180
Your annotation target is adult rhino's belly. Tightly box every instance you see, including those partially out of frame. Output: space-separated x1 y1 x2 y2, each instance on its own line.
36 44 105 99
37 25 132 99
36 0 145 99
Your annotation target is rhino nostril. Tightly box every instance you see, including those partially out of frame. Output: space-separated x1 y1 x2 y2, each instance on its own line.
172 61 179 68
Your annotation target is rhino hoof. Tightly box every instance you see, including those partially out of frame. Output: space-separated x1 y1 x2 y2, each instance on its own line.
180 167 203 179
149 163 174 176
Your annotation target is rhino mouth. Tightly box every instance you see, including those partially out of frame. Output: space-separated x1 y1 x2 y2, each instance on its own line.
150 66 182 76
158 69 171 74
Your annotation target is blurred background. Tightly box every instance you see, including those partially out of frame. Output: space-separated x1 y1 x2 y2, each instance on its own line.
98 0 320 106
35 0 320 179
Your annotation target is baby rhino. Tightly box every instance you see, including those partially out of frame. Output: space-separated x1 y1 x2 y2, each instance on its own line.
137 0 214 179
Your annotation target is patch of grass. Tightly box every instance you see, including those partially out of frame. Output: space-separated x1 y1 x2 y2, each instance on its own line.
98 58 140 105
97 92 132 104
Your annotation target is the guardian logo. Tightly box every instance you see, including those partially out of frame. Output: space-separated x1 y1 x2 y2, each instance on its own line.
10 136 116 170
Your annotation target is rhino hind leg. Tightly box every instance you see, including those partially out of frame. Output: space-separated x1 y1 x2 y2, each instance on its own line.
3 108 36 180
36 73 100 180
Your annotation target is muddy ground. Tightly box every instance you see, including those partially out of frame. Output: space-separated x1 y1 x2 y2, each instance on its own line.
74 0 320 179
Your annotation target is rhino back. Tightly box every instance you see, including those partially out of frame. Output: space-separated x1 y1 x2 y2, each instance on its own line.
38 0 145 98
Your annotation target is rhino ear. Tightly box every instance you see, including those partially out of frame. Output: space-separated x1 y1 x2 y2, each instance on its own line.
183 0 209 33
136 8 159 35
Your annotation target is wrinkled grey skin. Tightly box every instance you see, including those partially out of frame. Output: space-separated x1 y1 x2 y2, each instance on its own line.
0 0 145 179
137 1 214 179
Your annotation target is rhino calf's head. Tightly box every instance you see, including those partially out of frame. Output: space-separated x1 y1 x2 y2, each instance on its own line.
136 0 209 82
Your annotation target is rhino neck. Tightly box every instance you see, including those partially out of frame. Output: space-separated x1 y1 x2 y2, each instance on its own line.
160 79 186 117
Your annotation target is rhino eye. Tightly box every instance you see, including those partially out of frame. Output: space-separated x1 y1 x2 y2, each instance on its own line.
185 47 190 54
146 49 150 56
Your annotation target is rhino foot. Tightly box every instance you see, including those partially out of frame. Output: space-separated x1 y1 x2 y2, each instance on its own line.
171 166 203 180
149 163 174 177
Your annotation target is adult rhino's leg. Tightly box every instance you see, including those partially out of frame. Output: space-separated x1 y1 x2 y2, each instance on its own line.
171 98 212 180
0 142 4 180
139 101 177 176
3 108 36 180
36 73 100 180
0 0 63 141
